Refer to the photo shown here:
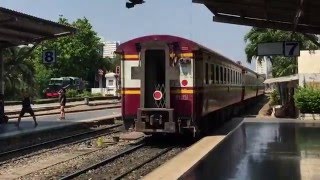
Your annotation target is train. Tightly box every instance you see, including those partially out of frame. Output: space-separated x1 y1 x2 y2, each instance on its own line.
115 35 265 136
44 77 87 98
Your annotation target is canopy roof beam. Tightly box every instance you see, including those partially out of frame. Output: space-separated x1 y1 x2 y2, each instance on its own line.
212 14 320 34
193 0 320 34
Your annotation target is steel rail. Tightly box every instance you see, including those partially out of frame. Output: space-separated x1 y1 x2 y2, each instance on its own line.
59 143 146 180
112 147 174 180
0 123 122 165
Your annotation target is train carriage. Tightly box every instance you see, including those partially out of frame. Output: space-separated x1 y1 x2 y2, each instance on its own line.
115 35 264 136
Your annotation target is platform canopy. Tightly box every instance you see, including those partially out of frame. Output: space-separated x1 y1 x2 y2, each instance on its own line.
0 7 76 48
193 0 320 34
263 74 298 84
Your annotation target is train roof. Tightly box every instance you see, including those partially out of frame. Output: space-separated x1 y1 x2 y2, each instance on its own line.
116 34 263 78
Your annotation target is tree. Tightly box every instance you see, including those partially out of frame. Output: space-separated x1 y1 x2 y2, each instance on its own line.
244 28 319 64
31 16 113 95
109 55 121 72
244 28 319 77
2 46 36 99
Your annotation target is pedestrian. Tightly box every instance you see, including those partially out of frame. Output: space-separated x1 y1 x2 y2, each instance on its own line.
16 90 38 128
58 88 66 120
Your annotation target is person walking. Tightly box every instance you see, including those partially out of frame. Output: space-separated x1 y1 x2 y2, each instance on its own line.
16 90 38 128
58 88 66 120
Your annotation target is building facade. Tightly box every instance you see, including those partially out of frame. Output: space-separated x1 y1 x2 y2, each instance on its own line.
298 50 320 87
255 57 272 78
102 41 120 58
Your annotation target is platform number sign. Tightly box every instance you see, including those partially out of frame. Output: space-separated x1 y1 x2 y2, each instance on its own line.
42 50 56 64
284 42 300 57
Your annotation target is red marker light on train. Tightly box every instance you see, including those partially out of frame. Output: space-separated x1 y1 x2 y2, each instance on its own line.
181 80 188 86
153 90 163 100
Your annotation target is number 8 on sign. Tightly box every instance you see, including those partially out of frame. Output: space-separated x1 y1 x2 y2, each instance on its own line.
42 50 56 64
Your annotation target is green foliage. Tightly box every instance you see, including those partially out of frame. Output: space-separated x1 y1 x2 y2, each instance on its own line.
91 93 102 97
66 89 78 98
269 90 280 106
109 55 121 72
272 57 297 77
79 90 91 98
30 16 113 96
244 28 319 78
294 87 320 113
2 46 37 99
66 89 102 98
244 28 318 64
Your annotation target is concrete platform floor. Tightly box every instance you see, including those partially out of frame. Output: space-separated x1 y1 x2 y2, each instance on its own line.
0 108 121 140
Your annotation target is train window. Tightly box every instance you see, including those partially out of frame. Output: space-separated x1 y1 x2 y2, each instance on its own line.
215 65 219 83
205 63 209 84
236 71 239 84
211 64 214 83
131 67 140 79
235 72 238 84
229 69 231 84
220 66 223 83
231 70 234 84
224 67 227 84
227 69 229 84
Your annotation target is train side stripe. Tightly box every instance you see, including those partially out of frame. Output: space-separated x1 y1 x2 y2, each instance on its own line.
121 90 140 94
122 89 194 94
123 53 193 60
171 89 194 94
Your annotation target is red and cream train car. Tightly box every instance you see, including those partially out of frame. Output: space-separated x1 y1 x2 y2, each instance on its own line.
115 35 264 136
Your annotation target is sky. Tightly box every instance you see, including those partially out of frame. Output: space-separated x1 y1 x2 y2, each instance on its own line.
1 0 256 69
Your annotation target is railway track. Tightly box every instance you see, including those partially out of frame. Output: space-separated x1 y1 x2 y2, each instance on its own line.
0 123 123 166
59 141 174 180
59 143 146 180
112 147 174 180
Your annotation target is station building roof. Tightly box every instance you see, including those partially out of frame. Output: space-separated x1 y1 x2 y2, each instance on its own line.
193 0 320 34
0 7 76 48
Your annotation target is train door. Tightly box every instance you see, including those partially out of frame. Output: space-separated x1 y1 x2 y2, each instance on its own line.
140 42 170 109
144 50 166 108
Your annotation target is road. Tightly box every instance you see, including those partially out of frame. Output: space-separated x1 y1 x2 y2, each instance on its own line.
0 108 121 136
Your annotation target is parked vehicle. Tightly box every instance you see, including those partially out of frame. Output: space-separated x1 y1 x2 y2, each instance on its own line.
44 77 87 98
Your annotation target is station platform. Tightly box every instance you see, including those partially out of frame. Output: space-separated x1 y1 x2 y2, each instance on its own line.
144 118 320 180
0 108 121 140
4 99 119 115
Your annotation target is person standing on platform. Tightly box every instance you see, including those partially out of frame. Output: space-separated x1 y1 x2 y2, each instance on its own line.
16 90 38 128
58 88 66 120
